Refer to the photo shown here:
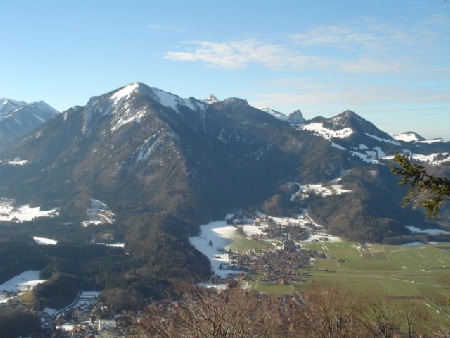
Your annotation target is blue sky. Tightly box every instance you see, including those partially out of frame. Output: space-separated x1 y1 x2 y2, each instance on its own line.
1 0 449 140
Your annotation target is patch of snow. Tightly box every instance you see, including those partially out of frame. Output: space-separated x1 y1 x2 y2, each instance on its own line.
204 94 219 104
331 142 346 150
411 153 449 166
301 123 353 139
0 271 45 302
374 146 385 158
292 183 351 200
111 108 147 131
98 243 125 248
0 199 59 222
258 107 287 120
81 199 115 227
392 132 422 142
383 152 450 166
152 87 206 113
350 151 379 164
33 236 57 245
0 158 28 166
405 226 450 235
189 221 238 277
110 82 140 105
133 132 162 162
242 224 267 236
417 138 443 144
401 242 424 247
365 133 400 145
304 233 342 242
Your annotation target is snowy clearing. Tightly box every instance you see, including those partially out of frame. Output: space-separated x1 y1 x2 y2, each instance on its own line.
0 198 59 222
81 198 115 227
290 183 351 201
189 221 237 277
0 271 46 304
301 123 353 139
33 236 57 245
406 226 450 235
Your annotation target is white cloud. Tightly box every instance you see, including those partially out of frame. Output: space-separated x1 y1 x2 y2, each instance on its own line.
165 39 309 70
164 17 448 77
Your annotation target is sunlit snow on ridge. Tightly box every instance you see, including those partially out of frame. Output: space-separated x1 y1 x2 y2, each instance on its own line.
365 133 400 145
300 123 353 139
110 82 140 105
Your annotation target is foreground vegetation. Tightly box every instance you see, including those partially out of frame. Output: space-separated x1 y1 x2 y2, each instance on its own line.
137 284 449 338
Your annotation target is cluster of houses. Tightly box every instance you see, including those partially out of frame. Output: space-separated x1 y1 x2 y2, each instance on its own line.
1 290 138 338
213 245 321 286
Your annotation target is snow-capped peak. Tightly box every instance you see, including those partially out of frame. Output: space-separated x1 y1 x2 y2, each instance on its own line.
110 82 141 105
258 107 287 120
204 94 219 104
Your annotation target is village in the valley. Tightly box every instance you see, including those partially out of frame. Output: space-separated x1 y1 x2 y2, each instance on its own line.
0 209 338 337
192 209 339 289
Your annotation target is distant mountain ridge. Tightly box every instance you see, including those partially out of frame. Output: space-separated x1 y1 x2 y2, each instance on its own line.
0 98 59 145
0 82 448 247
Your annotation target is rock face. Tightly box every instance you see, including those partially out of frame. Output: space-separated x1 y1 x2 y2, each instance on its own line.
287 110 306 124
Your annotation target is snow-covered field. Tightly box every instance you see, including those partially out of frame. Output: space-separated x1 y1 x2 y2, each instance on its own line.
189 221 237 277
0 271 46 303
0 198 59 222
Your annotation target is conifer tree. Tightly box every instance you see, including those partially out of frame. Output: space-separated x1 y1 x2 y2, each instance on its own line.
390 152 450 218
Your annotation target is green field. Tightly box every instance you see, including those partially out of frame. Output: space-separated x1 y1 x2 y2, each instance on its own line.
228 230 450 325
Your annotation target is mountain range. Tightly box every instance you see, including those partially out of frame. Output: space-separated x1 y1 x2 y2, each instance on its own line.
0 98 59 147
0 82 449 275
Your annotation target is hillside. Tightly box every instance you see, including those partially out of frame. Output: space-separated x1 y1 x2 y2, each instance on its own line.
0 82 448 307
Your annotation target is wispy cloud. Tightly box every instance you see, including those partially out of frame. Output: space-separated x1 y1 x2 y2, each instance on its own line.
165 39 310 70
164 18 448 76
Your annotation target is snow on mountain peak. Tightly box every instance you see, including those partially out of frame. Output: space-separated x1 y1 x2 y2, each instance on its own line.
150 87 206 112
110 82 141 105
204 94 219 104
258 107 287 120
